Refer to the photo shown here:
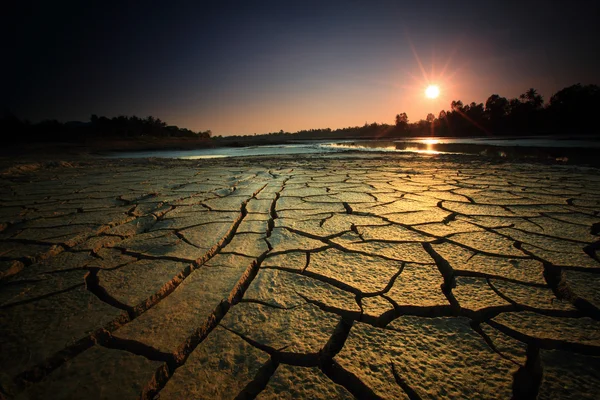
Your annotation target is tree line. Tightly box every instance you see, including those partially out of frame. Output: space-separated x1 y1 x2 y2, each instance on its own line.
397 83 600 137
2 83 598 143
261 83 600 139
0 114 212 144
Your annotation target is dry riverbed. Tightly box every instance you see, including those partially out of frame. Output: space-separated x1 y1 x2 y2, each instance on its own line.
1 153 599 399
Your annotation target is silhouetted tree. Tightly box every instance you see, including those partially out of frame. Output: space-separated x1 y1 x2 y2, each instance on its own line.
485 94 509 124
445 100 469 136
547 84 600 134
450 100 464 111
395 113 408 126
503 88 545 134
465 102 485 121
395 112 409 133
520 88 544 109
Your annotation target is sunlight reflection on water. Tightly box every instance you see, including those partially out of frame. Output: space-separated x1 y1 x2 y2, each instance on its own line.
179 155 229 159
323 141 460 155
104 137 600 160
324 143 398 152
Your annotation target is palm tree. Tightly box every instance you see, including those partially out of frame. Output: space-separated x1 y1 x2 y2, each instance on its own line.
519 88 543 109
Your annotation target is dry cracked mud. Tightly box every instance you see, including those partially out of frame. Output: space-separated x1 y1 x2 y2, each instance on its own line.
1 154 600 399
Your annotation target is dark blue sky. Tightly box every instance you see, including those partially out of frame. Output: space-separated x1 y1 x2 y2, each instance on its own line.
4 1 600 135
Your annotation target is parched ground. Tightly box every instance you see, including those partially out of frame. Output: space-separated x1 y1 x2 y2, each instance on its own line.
1 154 599 399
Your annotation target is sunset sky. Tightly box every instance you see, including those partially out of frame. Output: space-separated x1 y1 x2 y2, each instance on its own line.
5 1 600 135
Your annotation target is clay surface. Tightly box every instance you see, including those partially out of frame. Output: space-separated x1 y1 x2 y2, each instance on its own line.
1 154 599 399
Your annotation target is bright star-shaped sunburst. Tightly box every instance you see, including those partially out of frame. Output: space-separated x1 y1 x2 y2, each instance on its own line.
425 85 440 99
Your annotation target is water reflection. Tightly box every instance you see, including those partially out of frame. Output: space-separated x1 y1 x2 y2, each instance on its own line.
420 139 440 145
105 137 600 166
396 141 445 154
179 155 228 159
324 139 597 163
325 143 398 152
325 141 460 155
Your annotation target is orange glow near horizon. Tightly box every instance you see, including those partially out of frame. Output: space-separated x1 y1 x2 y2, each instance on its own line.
184 36 472 135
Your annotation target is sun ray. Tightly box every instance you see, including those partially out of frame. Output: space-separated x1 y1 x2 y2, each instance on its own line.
406 71 425 86
406 34 430 84
452 107 491 136
444 61 470 81
438 39 462 79
431 48 435 80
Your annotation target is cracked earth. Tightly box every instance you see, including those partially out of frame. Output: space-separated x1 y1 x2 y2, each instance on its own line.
1 155 599 399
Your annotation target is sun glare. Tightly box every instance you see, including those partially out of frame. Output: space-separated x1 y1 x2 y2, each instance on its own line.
425 85 440 99
421 138 439 145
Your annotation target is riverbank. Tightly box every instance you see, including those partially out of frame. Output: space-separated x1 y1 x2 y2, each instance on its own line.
3 135 600 168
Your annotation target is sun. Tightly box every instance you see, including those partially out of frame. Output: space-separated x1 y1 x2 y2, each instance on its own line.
425 85 440 99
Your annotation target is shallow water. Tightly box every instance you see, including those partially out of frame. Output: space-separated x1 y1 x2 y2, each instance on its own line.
105 143 334 159
105 137 600 159
398 137 600 148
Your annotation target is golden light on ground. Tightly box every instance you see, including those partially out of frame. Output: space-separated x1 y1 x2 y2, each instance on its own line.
425 85 440 99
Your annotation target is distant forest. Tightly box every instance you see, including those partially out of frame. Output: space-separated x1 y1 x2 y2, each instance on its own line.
2 83 599 144
1 114 212 144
